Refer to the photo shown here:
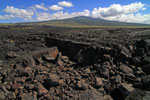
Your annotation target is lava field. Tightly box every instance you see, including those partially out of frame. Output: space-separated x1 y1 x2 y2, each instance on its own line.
0 25 150 100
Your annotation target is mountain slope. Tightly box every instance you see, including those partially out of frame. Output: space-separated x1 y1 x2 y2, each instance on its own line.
18 16 150 27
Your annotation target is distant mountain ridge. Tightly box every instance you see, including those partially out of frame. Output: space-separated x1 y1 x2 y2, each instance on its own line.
18 16 150 26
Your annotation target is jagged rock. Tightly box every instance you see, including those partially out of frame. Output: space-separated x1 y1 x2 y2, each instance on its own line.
44 74 59 88
136 40 148 52
104 95 113 100
0 91 5 100
93 77 103 88
77 90 104 100
142 57 150 65
102 54 112 62
6 92 16 99
98 65 110 79
141 75 150 91
37 84 48 96
76 80 88 90
110 75 122 84
142 64 150 75
75 46 97 65
21 47 59 67
11 83 22 90
131 57 141 66
6 51 19 59
134 48 145 56
119 83 134 97
21 93 37 100
57 60 64 68
119 46 131 60
25 84 35 90
119 65 133 74
35 75 46 83
125 89 150 100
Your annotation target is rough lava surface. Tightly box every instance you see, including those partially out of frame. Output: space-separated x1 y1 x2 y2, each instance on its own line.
0 25 150 100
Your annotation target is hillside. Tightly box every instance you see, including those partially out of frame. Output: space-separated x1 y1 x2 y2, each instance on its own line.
18 16 150 27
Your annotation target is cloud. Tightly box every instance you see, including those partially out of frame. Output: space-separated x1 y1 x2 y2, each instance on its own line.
3 6 34 20
0 14 14 19
49 5 63 11
91 2 150 24
104 13 150 24
58 1 73 7
36 12 51 21
35 3 48 11
142 7 146 11
1 2 150 24
92 2 145 18
36 10 90 21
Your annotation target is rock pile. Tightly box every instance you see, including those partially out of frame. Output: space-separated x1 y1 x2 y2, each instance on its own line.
0 38 150 100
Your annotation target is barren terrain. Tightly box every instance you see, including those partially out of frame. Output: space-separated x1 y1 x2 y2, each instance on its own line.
0 25 150 100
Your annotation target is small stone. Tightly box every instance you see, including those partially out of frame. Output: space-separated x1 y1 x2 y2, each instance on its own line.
0 91 5 100
6 51 19 59
99 66 109 79
57 60 64 68
104 95 113 100
35 75 46 83
7 92 16 99
142 64 150 75
21 93 37 100
110 75 122 84
84 68 91 74
11 83 22 90
77 90 104 100
26 84 35 90
62 56 69 63
76 80 88 90
43 55 56 61
1 85 9 93
44 74 59 88
103 54 112 62
38 85 48 96
119 65 133 74
93 77 103 88
142 57 150 65
44 94 52 100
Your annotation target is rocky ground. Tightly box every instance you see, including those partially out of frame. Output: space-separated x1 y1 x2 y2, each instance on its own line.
0 25 150 100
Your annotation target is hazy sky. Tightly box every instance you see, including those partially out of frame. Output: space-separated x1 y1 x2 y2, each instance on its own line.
0 0 150 24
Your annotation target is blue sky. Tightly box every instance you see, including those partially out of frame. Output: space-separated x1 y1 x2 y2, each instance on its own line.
0 0 150 24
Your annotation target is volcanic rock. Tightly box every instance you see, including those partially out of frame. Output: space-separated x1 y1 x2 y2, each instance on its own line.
125 89 150 100
77 90 104 100
119 83 134 97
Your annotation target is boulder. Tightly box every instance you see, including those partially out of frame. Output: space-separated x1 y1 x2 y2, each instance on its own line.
21 47 59 67
119 83 134 97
